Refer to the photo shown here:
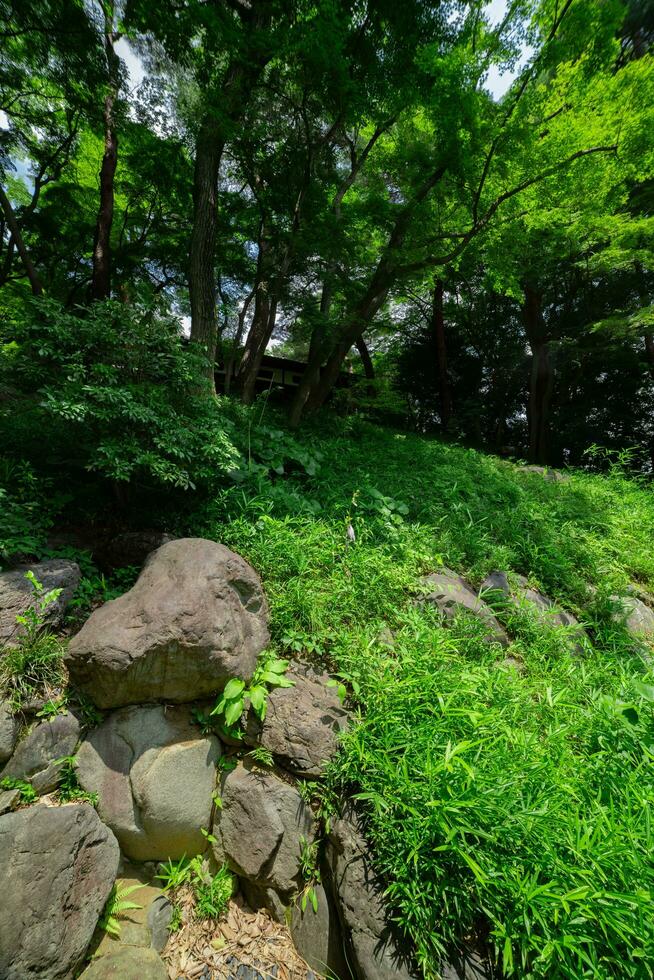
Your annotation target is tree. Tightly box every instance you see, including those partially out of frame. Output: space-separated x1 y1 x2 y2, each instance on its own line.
0 0 104 297
290 0 652 422
90 0 123 301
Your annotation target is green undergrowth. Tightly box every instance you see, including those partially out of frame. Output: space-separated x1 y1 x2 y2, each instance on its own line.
186 417 654 979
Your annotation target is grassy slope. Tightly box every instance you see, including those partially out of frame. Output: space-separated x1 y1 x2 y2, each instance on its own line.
191 418 654 979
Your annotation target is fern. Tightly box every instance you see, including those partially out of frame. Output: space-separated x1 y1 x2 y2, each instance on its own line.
99 882 143 936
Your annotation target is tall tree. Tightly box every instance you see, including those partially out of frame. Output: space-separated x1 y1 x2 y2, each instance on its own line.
90 0 122 301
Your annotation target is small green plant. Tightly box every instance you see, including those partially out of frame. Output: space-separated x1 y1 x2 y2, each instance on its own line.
0 633 67 711
36 697 67 719
189 857 233 921
0 573 67 710
156 856 193 891
200 826 217 845
326 670 361 705
297 781 339 833
211 653 294 728
73 694 103 729
99 881 144 936
66 563 141 623
169 903 183 932
297 835 321 914
156 856 232 921
247 746 275 768
56 755 98 805
15 571 62 639
191 707 215 735
0 776 38 805
281 630 323 656
299 834 320 883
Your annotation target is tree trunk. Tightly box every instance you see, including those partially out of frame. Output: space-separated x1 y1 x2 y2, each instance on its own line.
523 284 553 464
645 333 654 379
289 281 333 427
188 113 224 381
431 278 452 430
224 287 255 395
90 3 120 302
294 165 447 421
356 336 374 379
0 183 43 295
188 2 274 387
304 279 390 413
239 297 278 405
235 218 276 403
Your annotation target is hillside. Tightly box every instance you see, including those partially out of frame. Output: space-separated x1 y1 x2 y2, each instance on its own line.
2 415 654 978
191 419 654 978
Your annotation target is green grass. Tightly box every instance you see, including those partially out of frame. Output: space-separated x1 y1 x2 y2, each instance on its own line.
188 416 654 978
0 632 67 711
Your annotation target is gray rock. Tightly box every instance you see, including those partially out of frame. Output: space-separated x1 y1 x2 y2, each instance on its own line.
289 877 352 979
1 711 80 792
78 946 168 979
0 787 20 814
481 571 587 652
77 704 221 861
420 570 508 646
612 594 654 640
0 802 119 980
519 465 569 483
244 663 349 777
212 762 317 898
328 811 416 980
0 700 18 763
239 879 288 922
148 894 173 953
66 538 269 709
0 558 80 646
440 949 493 978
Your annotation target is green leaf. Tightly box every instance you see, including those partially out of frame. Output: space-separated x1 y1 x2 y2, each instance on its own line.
249 684 267 718
633 680 654 702
224 698 244 726
223 678 245 700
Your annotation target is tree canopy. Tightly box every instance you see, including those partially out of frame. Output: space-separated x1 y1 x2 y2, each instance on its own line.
1 0 653 469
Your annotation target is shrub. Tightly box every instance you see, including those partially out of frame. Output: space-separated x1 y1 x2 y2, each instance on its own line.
0 297 240 492
0 460 56 566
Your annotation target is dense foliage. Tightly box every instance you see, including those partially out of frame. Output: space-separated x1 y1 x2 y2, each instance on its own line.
2 1 654 976
1 0 653 467
196 416 654 978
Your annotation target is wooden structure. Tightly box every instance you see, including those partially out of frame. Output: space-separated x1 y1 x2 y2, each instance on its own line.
215 353 351 396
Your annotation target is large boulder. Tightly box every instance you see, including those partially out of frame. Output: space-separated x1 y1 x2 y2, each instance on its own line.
420 570 508 646
79 947 168 979
76 704 221 861
289 876 352 978
328 811 416 980
212 762 317 899
613 594 654 641
0 558 80 647
0 802 119 980
244 663 349 777
0 700 18 763
66 538 269 708
482 570 587 652
0 787 20 814
1 711 80 793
